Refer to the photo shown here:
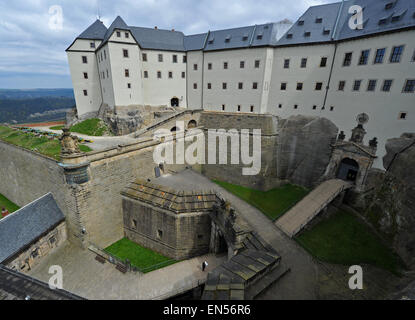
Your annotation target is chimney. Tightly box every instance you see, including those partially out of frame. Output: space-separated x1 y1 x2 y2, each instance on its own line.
172 28 175 32
154 26 158 30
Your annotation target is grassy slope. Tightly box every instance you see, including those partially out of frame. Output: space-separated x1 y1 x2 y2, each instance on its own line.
0 126 91 160
296 209 403 275
49 125 64 130
0 194 20 220
70 118 110 136
105 238 177 273
213 180 308 220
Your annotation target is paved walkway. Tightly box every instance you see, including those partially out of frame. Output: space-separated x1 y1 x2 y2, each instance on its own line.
155 170 322 299
276 179 351 237
26 126 138 151
28 242 225 300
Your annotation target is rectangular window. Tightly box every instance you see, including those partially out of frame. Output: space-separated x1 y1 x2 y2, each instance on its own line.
315 82 323 91
338 81 346 91
330 106 334 111
240 61 245 69
320 57 328 67
284 59 290 69
374 48 386 64
390 45 404 63
403 79 415 93
183 56 187 63
83 90 88 96
281 82 287 90
106 70 109 78
343 52 352 66
222 105 225 111
157 71 162 79
238 105 241 112
125 69 130 77
82 56 87 64
358 50 370 65
223 83 227 90
193 64 198 70
224 62 228 69
125 32 129 38
127 83 131 89
158 54 163 62
181 72 185 79
207 83 212 89
123 49 129 58
278 104 282 109
367 80 377 91
132 220 137 228
294 104 298 109
173 55 177 63
250 106 254 112
255 60 260 68
144 71 148 78
193 83 197 89
312 105 317 110
83 72 88 79
253 82 258 89
207 63 212 70
238 82 243 89
353 80 362 91
168 71 173 79
142 53 147 61
382 79 393 92
90 42 95 49
399 112 407 120
296 82 303 91
412 50 415 62
116 31 121 37
301 58 307 68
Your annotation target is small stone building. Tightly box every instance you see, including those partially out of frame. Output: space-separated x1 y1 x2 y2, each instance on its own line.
121 179 216 260
0 193 67 272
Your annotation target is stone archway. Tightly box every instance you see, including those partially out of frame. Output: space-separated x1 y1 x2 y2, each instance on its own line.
188 120 197 129
170 97 179 107
170 126 178 132
337 158 359 182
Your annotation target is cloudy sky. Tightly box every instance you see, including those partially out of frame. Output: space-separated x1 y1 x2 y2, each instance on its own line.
0 0 337 89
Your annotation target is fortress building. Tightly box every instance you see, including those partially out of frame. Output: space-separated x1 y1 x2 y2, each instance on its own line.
66 0 415 167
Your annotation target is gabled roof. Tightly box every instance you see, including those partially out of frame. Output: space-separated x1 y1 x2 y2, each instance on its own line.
0 193 65 263
77 19 107 40
184 33 208 51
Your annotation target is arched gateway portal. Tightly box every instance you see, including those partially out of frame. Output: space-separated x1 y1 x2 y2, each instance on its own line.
170 97 179 107
337 158 359 182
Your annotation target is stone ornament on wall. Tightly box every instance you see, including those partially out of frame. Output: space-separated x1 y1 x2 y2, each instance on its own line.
59 127 80 155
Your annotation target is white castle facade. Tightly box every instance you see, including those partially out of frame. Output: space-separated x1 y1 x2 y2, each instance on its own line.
67 0 415 167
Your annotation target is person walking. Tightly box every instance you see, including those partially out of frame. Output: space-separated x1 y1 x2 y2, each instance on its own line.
1 207 10 218
202 261 208 272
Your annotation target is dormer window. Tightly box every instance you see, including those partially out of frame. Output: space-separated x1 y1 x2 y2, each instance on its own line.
304 31 311 37
256 33 263 40
315 17 323 23
323 28 330 35
225 35 231 43
242 34 249 41
385 1 397 10
392 9 407 22
379 18 388 25
208 36 214 44
286 33 293 39
298 20 304 26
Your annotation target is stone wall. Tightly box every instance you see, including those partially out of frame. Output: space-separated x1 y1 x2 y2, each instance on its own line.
347 134 415 268
123 198 211 260
6 222 67 272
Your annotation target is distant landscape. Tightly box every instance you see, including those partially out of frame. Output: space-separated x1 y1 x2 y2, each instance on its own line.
0 88 75 124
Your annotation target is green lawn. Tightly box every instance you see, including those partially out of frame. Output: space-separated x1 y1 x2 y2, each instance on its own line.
70 118 111 136
0 126 92 160
296 209 403 275
50 125 64 130
213 180 308 220
105 238 177 273
0 194 20 220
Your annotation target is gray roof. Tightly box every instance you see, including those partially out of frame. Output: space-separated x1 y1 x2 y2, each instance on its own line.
77 19 107 40
337 0 415 40
278 0 415 46
77 0 415 52
0 193 65 263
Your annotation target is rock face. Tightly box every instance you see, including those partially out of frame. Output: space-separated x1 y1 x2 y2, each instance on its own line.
276 115 338 188
349 134 415 268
